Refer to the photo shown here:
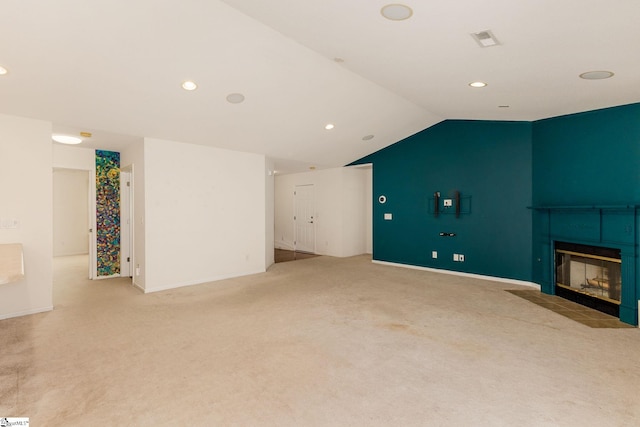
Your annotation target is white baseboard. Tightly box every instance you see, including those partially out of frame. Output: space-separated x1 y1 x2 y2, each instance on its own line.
0 305 53 321
143 268 266 294
94 273 121 280
372 260 541 290
132 281 145 293
275 241 295 250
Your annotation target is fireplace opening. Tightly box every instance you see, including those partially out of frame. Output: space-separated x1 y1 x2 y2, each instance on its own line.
555 241 621 317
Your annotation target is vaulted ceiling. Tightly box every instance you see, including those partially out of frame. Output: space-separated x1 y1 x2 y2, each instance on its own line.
1 1 638 173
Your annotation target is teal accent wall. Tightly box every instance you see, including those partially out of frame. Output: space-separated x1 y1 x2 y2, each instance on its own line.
531 103 640 324
353 120 533 282
532 103 640 206
351 102 640 324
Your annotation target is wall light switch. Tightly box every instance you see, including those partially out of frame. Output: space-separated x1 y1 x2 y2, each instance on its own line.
443 199 453 207
432 251 438 259
384 213 392 220
453 253 459 262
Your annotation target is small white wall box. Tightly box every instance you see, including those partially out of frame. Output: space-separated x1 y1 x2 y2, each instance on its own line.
443 199 453 207
384 213 392 220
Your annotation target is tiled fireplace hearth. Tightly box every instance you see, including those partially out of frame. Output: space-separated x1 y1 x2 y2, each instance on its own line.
532 205 639 326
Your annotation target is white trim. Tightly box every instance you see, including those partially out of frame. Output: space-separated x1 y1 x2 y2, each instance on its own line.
372 260 541 289
133 281 145 293
0 305 53 321
94 273 121 280
142 268 266 294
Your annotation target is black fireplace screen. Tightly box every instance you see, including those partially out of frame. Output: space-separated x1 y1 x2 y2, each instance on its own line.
555 243 621 304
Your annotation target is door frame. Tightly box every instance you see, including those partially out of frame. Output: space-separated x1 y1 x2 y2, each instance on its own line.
120 165 134 278
294 184 316 254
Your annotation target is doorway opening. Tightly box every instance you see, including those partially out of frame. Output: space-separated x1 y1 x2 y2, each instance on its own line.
53 168 93 278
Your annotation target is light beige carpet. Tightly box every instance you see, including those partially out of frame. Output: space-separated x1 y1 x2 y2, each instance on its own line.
2 254 640 426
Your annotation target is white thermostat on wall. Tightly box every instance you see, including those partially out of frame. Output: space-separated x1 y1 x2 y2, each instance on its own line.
378 195 387 204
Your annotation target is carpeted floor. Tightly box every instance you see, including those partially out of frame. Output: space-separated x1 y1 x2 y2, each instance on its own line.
1 254 640 426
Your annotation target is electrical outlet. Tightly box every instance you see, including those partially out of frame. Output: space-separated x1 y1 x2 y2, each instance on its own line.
432 251 438 259
443 199 453 207
453 254 459 262
459 254 465 262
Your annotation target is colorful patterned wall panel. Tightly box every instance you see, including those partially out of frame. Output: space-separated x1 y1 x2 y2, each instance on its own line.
96 150 120 276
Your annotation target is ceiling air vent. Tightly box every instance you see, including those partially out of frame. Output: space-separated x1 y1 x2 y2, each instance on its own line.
471 30 500 47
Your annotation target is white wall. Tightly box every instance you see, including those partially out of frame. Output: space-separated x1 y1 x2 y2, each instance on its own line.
274 166 369 257
265 158 275 268
52 144 95 170
142 138 269 293
364 167 372 254
0 114 53 319
341 167 368 257
53 169 89 256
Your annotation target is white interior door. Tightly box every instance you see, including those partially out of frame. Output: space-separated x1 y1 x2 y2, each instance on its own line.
294 184 315 253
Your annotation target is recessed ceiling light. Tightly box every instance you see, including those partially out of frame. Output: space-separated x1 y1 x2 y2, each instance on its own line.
325 123 335 130
52 135 83 145
498 105 510 108
334 57 345 63
80 131 92 138
226 93 245 104
579 71 614 80
309 166 316 170
469 81 487 88
182 81 198 91
381 4 413 21
0 66 7 75
362 135 375 141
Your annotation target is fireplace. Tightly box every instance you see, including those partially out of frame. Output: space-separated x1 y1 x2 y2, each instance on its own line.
532 205 637 325
555 241 621 317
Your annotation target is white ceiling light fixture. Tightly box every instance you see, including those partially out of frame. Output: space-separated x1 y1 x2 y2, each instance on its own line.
0 66 8 75
325 123 335 130
226 93 245 104
181 80 198 91
471 30 500 48
469 81 487 88
381 4 413 21
52 134 83 145
579 70 614 80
